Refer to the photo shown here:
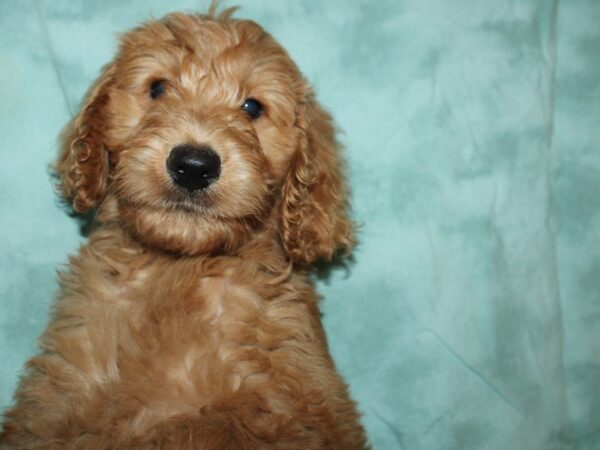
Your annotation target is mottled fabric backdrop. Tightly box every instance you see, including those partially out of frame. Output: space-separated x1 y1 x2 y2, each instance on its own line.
1 1 599 449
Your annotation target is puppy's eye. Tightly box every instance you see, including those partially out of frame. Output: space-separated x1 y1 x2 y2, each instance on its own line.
149 80 166 99
241 98 263 120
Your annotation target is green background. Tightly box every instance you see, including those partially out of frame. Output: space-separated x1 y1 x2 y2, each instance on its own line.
1 1 599 448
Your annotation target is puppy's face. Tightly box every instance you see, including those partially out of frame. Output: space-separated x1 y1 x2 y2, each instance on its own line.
58 11 353 262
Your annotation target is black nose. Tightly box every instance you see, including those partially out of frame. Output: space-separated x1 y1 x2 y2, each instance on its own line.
166 145 221 192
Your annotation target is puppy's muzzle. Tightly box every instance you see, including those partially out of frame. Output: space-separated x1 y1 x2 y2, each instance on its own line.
167 144 221 192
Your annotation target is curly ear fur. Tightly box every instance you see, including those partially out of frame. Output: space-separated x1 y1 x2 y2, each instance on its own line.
280 94 355 264
55 64 114 213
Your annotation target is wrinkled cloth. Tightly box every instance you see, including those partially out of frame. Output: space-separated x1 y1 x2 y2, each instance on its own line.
0 1 598 449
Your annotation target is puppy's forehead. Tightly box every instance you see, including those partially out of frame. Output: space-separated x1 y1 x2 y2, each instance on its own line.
117 14 292 78
130 15 254 55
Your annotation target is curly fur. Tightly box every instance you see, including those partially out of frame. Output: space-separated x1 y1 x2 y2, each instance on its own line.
1 6 367 449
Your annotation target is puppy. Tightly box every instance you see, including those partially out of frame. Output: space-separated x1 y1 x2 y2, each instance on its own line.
1 5 368 449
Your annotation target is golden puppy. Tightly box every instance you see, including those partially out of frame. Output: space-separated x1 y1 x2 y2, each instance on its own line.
1 5 368 449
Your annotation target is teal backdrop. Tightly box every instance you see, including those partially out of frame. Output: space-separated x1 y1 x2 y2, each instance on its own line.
1 1 599 449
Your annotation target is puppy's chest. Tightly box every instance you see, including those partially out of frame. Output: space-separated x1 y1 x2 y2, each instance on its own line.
119 267 273 351
103 264 308 385
88 265 316 429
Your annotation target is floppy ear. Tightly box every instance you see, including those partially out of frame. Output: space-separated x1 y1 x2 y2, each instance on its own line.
55 64 115 213
280 93 355 264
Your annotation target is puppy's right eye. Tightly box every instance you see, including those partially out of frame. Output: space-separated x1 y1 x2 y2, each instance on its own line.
149 80 166 99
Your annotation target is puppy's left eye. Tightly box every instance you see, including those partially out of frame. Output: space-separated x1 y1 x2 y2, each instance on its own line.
241 98 263 120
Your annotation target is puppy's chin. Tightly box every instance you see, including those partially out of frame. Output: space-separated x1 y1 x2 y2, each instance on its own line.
117 201 262 255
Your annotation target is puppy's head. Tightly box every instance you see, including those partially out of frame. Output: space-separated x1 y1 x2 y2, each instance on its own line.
56 9 353 264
